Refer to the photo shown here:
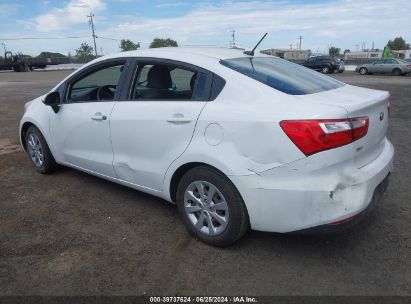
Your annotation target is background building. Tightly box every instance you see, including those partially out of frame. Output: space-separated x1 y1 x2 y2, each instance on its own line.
391 49 411 59
344 49 383 60
260 48 311 61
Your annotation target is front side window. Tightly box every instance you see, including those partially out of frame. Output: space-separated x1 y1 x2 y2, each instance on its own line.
220 57 344 95
68 62 125 102
131 63 207 101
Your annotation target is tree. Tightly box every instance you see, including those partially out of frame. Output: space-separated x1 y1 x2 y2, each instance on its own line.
343 49 350 54
328 46 341 57
149 38 178 48
75 42 94 60
120 39 140 52
386 37 410 50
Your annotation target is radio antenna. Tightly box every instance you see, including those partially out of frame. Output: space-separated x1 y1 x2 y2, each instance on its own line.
244 33 268 56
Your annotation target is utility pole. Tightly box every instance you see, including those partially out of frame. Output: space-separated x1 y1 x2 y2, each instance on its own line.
87 12 98 57
230 29 236 48
1 42 6 53
298 35 303 50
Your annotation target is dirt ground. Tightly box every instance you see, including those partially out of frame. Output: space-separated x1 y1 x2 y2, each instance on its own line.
0 70 410 296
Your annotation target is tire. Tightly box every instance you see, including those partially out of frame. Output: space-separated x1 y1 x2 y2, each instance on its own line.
359 67 368 75
25 126 59 174
392 68 402 76
321 66 330 74
338 70 344 73
176 166 249 247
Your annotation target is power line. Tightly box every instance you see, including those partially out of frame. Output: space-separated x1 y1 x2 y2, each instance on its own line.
0 36 89 40
98 36 121 41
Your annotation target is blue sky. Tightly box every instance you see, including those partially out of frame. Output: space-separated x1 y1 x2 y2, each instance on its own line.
0 0 410 56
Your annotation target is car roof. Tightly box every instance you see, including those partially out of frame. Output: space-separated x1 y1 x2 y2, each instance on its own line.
53 47 273 92
89 47 271 67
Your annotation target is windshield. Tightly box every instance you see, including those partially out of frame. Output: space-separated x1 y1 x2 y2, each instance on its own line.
220 57 345 95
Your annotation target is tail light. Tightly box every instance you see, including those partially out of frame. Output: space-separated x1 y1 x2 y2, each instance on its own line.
406 64 411 68
280 117 369 156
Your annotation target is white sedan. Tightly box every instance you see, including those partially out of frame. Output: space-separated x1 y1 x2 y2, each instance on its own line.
20 48 394 246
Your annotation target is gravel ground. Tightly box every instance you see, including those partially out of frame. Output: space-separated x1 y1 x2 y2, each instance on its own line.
0 70 410 296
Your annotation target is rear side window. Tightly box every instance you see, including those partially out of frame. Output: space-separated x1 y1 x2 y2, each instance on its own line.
220 57 344 95
130 63 208 101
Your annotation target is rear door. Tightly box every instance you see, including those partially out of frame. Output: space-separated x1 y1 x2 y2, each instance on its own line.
383 59 397 73
110 59 212 191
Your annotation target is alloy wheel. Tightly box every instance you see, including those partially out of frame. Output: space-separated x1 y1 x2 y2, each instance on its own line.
27 133 44 167
184 180 229 236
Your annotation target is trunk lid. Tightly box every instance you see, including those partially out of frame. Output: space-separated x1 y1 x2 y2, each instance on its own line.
298 84 390 168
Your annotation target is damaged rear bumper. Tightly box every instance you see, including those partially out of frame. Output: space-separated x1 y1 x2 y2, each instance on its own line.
230 138 394 233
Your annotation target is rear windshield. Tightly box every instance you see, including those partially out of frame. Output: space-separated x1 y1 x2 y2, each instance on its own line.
220 57 345 95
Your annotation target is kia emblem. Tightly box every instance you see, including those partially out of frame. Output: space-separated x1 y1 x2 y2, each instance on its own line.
379 112 384 121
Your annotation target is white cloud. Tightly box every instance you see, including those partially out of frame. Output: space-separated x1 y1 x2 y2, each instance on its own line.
0 4 20 18
102 0 411 51
155 2 188 8
4 0 411 56
34 0 106 32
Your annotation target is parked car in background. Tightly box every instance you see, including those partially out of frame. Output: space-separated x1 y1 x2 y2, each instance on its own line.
356 58 411 76
302 55 344 74
20 48 393 246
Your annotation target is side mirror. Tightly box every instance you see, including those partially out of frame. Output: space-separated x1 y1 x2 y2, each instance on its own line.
43 91 60 113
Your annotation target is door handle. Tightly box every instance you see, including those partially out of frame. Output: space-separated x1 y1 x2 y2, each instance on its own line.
91 112 107 121
167 114 192 124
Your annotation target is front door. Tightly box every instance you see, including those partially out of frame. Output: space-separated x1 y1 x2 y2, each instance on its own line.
50 60 127 178
110 60 212 191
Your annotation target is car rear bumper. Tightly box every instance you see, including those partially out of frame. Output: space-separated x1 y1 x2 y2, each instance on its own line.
230 138 394 233
294 173 390 234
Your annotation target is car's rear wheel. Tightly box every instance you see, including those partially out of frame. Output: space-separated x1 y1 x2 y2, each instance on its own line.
359 67 368 75
321 66 330 74
176 166 249 247
392 68 402 76
25 126 58 174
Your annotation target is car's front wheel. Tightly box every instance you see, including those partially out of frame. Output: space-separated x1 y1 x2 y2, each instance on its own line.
176 166 249 247
25 126 58 174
